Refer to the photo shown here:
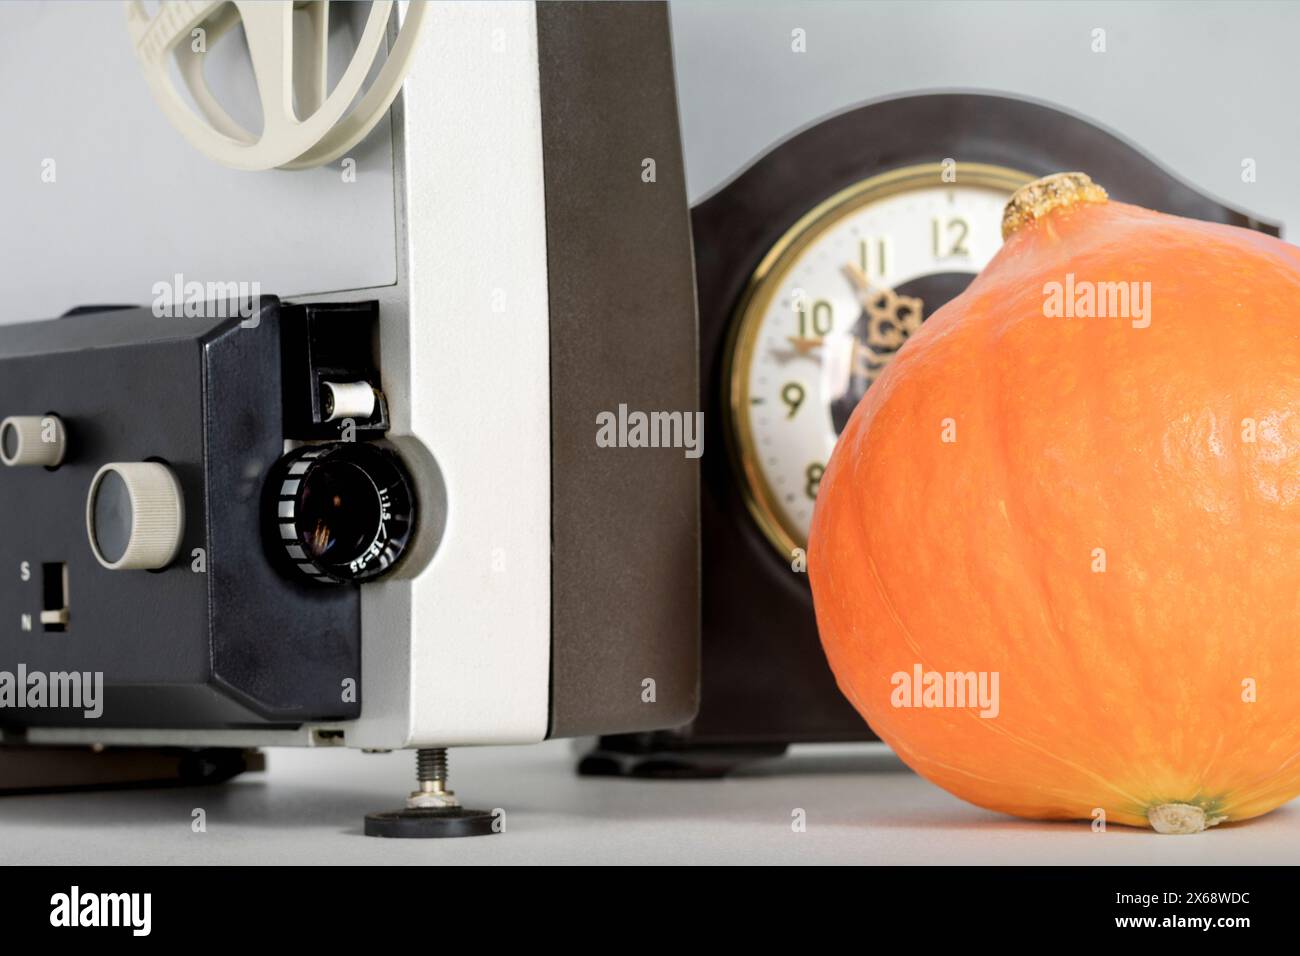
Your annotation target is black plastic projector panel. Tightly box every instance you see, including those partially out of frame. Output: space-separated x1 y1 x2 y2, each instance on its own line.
0 299 359 728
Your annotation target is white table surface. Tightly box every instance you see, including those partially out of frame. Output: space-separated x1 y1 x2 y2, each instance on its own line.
2 741 1295 865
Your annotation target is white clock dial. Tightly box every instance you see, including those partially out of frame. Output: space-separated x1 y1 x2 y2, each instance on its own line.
727 163 1032 558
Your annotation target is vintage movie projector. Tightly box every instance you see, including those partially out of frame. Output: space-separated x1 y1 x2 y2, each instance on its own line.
581 91 1280 777
0 1 699 835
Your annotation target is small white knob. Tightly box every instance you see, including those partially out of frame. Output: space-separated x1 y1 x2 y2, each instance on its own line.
321 380 377 422
0 415 66 467
86 462 185 571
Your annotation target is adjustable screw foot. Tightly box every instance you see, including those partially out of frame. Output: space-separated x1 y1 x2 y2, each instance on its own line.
364 748 499 839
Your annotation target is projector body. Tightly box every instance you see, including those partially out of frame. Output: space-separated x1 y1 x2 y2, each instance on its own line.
0 2 699 754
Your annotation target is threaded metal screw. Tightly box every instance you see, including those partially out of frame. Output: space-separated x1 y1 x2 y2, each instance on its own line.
408 747 458 808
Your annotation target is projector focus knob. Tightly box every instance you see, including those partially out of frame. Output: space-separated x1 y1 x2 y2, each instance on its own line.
86 462 186 571
0 415 66 467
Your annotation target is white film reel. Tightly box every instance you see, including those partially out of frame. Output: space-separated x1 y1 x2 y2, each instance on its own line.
125 0 427 171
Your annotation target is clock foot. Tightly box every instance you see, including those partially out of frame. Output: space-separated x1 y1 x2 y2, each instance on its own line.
577 736 789 779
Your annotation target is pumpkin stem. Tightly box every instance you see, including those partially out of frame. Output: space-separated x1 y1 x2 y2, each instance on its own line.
1001 172 1109 240
1147 803 1226 835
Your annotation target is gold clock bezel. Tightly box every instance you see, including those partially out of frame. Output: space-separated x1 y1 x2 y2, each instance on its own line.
724 161 1034 560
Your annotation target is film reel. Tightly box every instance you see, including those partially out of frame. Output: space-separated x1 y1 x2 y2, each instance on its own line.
126 0 426 171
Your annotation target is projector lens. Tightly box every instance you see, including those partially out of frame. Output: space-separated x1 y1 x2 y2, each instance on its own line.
266 443 416 585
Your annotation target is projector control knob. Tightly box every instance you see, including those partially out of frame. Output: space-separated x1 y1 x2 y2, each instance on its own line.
86 462 186 571
0 415 66 467
265 442 416 585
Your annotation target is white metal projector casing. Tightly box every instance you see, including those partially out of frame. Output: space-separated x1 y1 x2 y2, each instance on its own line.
356 0 553 749
29 1 554 750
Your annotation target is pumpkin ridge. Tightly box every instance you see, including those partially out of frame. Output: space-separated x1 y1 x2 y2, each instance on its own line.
974 716 1147 808
894 728 1147 821
985 293 1093 687
980 252 1121 807
1222 746 1300 807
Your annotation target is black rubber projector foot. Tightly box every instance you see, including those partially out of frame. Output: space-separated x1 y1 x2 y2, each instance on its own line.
364 806 499 839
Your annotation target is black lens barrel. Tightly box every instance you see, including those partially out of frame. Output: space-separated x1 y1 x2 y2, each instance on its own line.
265 442 416 585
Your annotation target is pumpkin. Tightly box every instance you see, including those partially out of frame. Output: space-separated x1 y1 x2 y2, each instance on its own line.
808 172 1300 833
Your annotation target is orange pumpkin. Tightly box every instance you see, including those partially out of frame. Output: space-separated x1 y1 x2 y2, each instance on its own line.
809 172 1300 833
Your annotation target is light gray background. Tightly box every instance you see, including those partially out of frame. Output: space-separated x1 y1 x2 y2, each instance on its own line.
674 0 1300 232
3 0 1298 863
6 0 1297 323
0 0 400 322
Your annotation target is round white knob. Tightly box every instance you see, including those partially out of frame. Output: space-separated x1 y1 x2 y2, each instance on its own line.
0 415 66 467
86 463 185 571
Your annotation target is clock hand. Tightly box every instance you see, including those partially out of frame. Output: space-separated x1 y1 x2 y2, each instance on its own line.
784 335 823 356
840 262 875 307
768 337 824 366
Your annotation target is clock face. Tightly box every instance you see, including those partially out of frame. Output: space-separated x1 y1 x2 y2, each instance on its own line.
725 162 1032 558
